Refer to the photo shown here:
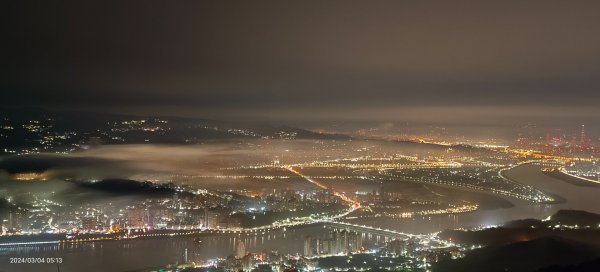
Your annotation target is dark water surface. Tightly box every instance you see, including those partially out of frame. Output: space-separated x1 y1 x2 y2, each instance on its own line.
1 163 599 272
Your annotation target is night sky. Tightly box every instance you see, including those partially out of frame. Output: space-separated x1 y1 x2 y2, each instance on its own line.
3 1 600 124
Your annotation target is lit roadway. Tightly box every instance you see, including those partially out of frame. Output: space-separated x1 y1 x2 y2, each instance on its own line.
3 167 365 246
285 166 361 213
285 166 328 189
2 166 363 247
324 221 422 239
558 167 600 185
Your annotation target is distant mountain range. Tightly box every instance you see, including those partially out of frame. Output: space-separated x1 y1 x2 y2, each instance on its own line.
0 107 350 155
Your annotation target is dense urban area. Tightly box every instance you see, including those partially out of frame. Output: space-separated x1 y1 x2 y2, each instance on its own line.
1 111 599 272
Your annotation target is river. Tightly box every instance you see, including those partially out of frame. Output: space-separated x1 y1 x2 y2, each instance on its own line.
2 163 600 272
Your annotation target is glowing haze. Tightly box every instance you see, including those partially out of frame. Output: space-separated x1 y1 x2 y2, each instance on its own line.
3 1 600 127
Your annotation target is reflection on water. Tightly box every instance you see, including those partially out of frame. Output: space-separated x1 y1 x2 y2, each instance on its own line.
347 202 557 234
346 163 574 234
0 225 393 272
1 163 599 272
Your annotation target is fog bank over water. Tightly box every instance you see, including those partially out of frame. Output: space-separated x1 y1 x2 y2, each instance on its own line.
2 143 600 228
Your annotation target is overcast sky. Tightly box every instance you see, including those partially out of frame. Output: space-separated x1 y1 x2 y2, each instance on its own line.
3 1 600 124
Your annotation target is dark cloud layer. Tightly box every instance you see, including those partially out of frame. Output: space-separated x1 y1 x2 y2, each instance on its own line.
3 1 600 122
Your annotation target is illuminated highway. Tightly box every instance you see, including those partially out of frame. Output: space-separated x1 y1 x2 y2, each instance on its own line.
285 166 361 214
285 166 328 189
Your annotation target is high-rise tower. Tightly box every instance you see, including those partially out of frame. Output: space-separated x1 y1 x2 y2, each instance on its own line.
580 125 586 146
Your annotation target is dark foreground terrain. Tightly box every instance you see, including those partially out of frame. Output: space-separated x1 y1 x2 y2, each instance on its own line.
435 210 600 272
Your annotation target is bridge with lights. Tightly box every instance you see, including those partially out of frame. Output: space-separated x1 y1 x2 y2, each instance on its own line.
322 221 422 240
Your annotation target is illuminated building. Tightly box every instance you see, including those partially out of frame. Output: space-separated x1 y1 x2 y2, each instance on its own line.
81 214 98 231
